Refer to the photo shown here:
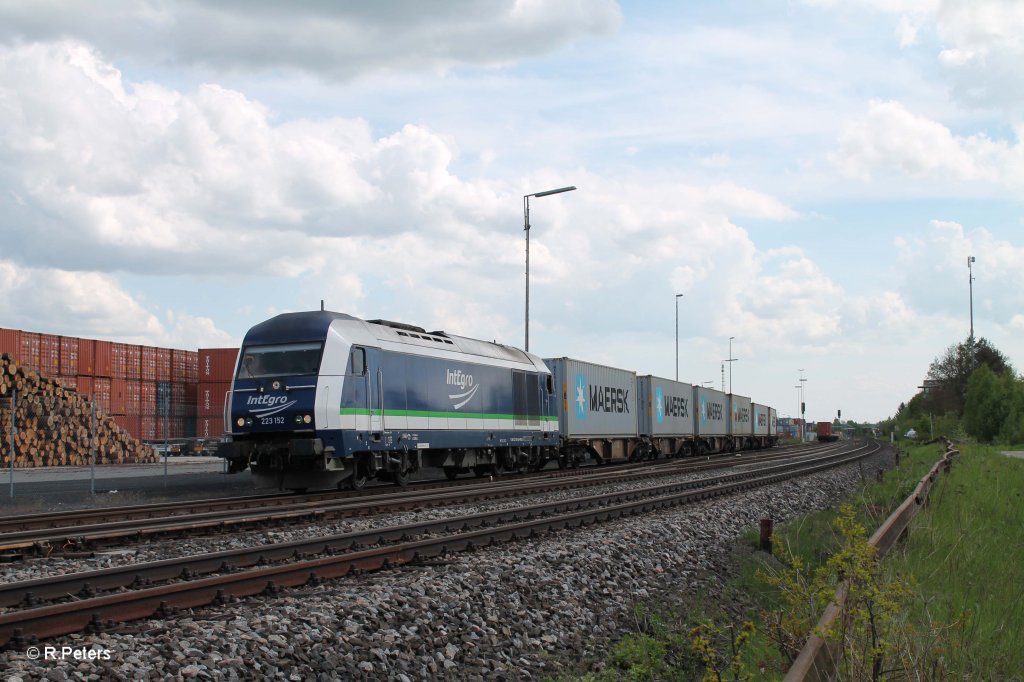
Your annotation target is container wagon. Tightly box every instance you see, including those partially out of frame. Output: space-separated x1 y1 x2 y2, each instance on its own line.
728 393 753 450
694 385 729 454
636 375 695 458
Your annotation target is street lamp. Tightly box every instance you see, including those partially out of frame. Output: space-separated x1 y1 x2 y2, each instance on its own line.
675 294 684 380
794 385 801 441
799 371 807 441
968 256 976 343
524 185 577 351
724 336 738 394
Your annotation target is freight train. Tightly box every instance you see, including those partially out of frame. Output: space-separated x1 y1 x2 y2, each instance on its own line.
219 311 777 491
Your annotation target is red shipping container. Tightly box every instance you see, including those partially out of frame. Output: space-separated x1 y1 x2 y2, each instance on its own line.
110 343 127 379
141 346 157 381
59 336 79 376
57 376 77 392
78 338 95 376
170 349 198 382
19 332 40 372
94 377 111 414
126 380 141 416
0 328 20 361
140 415 157 440
126 344 142 380
140 381 157 415
110 378 128 415
185 350 198 383
77 375 94 397
156 416 185 440
197 381 232 417
199 348 239 382
171 382 186 417
156 348 171 381
94 341 112 377
198 416 226 439
38 334 60 377
112 416 141 439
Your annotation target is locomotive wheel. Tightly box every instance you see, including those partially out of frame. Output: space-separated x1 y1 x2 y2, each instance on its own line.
444 466 459 481
349 462 369 491
393 467 410 487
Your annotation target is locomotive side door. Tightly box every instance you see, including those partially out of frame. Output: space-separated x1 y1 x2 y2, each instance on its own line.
365 348 384 435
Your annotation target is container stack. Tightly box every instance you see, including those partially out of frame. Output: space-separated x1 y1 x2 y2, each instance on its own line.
0 353 158 466
197 348 239 439
0 327 200 445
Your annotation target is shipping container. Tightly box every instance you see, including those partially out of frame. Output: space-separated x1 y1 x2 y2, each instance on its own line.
78 338 95 376
112 416 141 439
728 394 752 437
0 328 20 362
77 375 94 398
156 381 171 416
110 342 128 379
171 382 186 417
769 407 777 438
140 381 157 415
752 402 770 437
94 340 112 377
544 357 637 438
141 345 157 381
637 375 694 437
197 416 226 439
126 380 141 416
59 336 79 376
156 348 171 381
171 350 188 382
126 344 142 380
197 381 231 417
94 377 111 414
199 348 239 382
39 334 60 377
110 378 128 415
55 376 77 392
19 332 40 372
140 415 157 441
694 386 728 438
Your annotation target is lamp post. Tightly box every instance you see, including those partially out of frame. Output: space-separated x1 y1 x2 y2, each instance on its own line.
524 185 576 351
724 336 738 394
675 293 684 380
968 256 976 343
799 370 807 441
794 385 801 441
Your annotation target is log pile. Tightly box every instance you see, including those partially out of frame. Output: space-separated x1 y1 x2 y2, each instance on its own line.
0 353 158 467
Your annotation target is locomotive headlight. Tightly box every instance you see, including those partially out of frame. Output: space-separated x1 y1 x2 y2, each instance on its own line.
236 417 245 427
303 415 312 424
295 415 303 424
272 380 281 390
245 417 253 426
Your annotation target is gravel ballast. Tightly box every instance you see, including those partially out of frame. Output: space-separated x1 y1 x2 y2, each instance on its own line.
1 450 891 681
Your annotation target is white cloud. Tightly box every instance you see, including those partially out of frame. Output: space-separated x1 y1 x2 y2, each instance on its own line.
830 100 1023 186
0 1 622 81
896 16 919 47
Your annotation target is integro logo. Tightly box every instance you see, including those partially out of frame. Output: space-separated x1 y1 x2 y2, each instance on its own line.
245 393 296 418
446 368 479 409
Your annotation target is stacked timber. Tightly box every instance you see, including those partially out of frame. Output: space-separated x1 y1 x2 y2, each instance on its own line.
0 353 158 467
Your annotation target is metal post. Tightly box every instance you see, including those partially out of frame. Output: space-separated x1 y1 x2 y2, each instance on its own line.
524 195 530 352
968 256 976 343
675 293 683 380
9 388 15 499
163 414 169 488
90 397 95 495
523 185 576 353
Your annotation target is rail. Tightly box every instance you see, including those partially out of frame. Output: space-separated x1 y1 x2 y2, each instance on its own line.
783 439 960 682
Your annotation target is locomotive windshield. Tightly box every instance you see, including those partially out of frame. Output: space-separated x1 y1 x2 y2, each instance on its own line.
236 342 323 379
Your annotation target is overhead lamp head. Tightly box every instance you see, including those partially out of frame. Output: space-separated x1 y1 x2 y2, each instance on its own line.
531 185 577 197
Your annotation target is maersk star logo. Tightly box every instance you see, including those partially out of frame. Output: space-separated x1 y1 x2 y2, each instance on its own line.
575 373 587 420
655 386 664 423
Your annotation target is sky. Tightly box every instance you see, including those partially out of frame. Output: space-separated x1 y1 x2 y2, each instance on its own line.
1 1 1022 424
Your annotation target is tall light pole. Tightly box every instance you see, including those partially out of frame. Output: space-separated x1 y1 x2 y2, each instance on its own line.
524 185 576 351
799 370 807 441
794 385 801 441
968 255 976 343
675 293 684 380
724 336 738 394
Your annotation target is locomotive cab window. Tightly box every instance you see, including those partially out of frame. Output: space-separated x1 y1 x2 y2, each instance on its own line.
350 347 366 375
236 342 323 379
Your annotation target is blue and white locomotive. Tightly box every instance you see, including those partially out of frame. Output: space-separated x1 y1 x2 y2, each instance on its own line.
221 311 560 490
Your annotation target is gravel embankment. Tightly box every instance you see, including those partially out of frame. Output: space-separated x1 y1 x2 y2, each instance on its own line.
0 449 892 681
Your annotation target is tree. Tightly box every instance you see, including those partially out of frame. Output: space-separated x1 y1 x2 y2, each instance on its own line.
925 337 1013 416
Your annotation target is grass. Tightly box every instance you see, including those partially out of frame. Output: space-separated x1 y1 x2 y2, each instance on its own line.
557 441 1023 680
885 443 1024 679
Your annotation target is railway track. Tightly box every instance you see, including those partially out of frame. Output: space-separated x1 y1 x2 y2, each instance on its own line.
0 440 881 647
0 443 838 555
